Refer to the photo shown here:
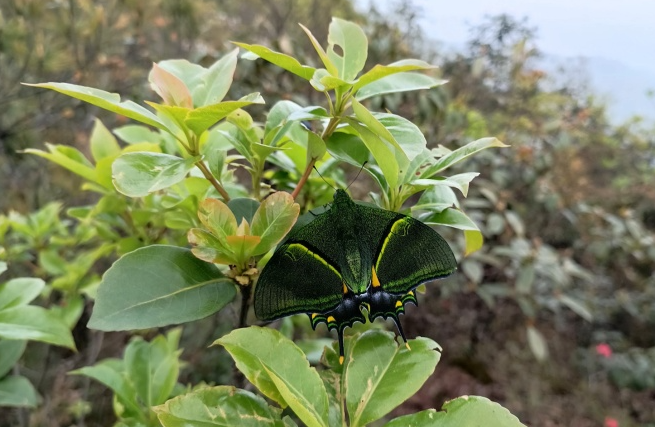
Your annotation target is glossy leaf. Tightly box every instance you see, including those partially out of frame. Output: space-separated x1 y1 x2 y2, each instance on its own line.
383 409 440 427
250 192 300 256
353 59 436 91
0 306 75 349
193 48 239 107
25 82 167 131
422 137 508 177
88 245 235 331
234 42 315 80
345 331 441 427
124 332 180 407
351 100 409 162
347 120 400 188
215 327 329 427
389 396 526 427
114 124 162 145
155 386 286 427
299 23 337 76
0 375 40 408
374 112 427 161
355 72 446 101
112 152 199 197
0 277 45 310
228 198 260 224
327 18 367 81
149 63 193 108
423 208 479 231
197 198 238 248
185 93 265 135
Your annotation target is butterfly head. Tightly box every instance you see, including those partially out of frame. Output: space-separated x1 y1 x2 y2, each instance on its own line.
333 189 352 205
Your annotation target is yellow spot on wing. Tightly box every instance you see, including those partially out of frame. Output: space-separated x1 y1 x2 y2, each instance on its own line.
327 316 335 323
343 283 348 294
311 313 318 319
395 300 402 308
371 266 381 288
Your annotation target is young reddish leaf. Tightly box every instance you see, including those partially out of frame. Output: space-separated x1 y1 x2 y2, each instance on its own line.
149 63 193 108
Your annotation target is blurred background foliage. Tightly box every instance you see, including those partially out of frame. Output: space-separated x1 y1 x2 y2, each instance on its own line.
1 0 654 425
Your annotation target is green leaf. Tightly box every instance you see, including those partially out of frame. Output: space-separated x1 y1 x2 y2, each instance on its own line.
311 68 350 91
0 340 26 378
464 230 484 256
215 327 329 427
351 100 410 162
196 198 238 252
90 118 121 162
71 358 141 415
374 112 427 161
125 332 180 407
114 125 162 145
347 120 400 189
299 23 337 76
23 143 97 183
112 152 200 197
149 63 193 108
526 325 548 362
234 42 315 80
423 208 479 231
422 137 508 177
251 192 300 256
228 198 260 224
327 18 368 81
383 409 439 427
353 59 437 92
345 331 441 427
194 48 239 106
326 131 369 167
25 82 167 131
0 306 75 349
0 277 45 310
0 375 40 408
355 72 446 101
88 245 235 330
0 262 6 276
154 386 286 427
156 60 205 101
422 395 525 427
185 93 265 136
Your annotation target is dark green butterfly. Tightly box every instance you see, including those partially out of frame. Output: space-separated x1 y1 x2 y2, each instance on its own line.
254 189 457 363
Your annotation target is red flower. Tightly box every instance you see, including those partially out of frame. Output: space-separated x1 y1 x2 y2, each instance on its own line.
604 416 618 427
596 343 612 358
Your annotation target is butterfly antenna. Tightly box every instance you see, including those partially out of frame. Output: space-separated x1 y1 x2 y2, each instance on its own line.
345 161 369 191
313 166 336 191
393 317 412 350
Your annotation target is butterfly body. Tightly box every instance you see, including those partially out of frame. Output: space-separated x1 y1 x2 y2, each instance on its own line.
254 190 457 361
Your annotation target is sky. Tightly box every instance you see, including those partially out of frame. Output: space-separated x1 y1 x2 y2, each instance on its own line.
358 0 655 121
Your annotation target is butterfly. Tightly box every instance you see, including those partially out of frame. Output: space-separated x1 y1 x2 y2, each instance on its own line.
254 189 457 363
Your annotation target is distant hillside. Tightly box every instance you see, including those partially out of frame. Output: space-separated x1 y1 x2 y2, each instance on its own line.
543 54 655 124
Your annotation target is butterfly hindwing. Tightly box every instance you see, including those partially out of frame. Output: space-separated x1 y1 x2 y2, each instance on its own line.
254 211 345 320
358 205 457 294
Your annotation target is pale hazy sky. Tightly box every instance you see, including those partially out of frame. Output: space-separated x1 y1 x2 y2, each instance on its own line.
358 0 655 120
405 0 655 73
